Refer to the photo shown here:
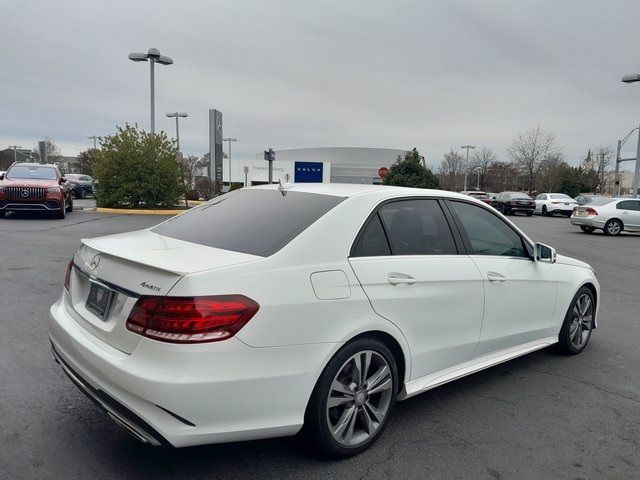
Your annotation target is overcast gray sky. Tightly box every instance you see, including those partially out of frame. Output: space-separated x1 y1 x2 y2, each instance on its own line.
2 0 640 167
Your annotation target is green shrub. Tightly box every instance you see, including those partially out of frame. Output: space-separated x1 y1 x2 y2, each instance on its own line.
94 125 182 208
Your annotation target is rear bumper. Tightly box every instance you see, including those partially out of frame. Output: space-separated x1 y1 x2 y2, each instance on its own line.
547 205 576 213
48 293 338 447
570 216 605 228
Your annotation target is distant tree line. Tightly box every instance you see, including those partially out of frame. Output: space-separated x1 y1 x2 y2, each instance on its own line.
436 126 616 197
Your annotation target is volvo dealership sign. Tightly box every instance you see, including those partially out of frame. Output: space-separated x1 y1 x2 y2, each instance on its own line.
294 162 323 182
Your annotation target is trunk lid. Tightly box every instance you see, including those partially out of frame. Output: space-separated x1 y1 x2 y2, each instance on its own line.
66 229 261 353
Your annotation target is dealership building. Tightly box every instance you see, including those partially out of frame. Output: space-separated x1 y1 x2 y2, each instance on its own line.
221 147 407 186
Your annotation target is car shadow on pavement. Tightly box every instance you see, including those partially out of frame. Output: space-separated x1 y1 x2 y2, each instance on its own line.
60 347 571 477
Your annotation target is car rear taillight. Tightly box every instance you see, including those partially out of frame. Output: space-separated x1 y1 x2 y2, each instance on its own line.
126 295 260 343
586 208 598 216
64 259 73 291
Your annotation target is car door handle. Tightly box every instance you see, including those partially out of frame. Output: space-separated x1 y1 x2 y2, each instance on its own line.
487 271 506 283
387 273 416 285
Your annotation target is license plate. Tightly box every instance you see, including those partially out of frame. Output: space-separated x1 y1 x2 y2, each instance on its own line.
575 211 587 217
86 281 114 320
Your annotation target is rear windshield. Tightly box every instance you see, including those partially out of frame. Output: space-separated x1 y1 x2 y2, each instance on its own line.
509 193 531 199
152 189 345 257
468 192 489 198
7 165 57 180
550 194 572 199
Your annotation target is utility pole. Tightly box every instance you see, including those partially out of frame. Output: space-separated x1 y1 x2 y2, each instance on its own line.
614 127 638 196
460 145 476 191
8 145 21 163
87 136 98 149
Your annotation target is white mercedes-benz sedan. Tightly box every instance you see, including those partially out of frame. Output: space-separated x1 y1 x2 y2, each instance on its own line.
49 184 599 456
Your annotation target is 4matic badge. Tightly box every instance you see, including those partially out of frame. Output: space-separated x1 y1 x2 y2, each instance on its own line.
140 281 162 292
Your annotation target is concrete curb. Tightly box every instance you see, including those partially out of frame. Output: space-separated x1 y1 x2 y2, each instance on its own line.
96 208 183 215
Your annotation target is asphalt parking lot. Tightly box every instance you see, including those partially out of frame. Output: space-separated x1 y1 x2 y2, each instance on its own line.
1 211 638 480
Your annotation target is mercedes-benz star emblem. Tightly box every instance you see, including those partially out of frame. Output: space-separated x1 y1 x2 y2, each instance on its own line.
88 253 101 270
21 189 29 198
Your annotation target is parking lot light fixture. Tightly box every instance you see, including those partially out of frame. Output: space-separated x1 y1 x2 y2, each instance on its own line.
223 138 238 189
165 112 188 153
460 145 476 191
128 48 174 134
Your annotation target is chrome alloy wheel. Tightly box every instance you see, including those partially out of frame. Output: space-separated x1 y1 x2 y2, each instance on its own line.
570 293 593 349
326 350 393 447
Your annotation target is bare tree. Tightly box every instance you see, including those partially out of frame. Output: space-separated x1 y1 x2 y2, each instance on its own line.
485 161 520 192
469 146 497 190
437 148 465 191
180 154 209 188
592 145 614 193
32 137 63 164
507 126 562 193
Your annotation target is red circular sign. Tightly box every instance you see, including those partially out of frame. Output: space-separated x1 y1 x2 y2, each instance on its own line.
378 167 389 178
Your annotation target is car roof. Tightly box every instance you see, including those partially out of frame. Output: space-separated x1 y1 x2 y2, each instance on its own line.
11 162 57 168
250 183 472 200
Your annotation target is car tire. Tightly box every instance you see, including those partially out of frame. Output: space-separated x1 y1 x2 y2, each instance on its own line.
526 211 533 217
66 195 73 213
503 206 510 215
557 287 595 355
305 337 399 458
76 189 84 199
55 201 66 219
0 210 5 218
542 205 549 216
580 226 595 233
604 219 622 236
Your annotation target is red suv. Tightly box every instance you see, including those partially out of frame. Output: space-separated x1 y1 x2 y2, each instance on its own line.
0 163 73 219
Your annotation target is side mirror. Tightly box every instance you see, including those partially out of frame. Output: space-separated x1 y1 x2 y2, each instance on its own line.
535 242 556 263
0 173 4 180
59 177 66 184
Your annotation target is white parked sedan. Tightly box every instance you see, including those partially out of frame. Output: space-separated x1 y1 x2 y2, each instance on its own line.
571 197 640 235
49 184 599 456
534 193 578 217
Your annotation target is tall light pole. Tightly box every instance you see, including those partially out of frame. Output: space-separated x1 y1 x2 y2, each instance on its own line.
621 73 640 198
128 48 173 134
8 145 21 163
223 137 237 189
165 112 188 153
460 145 476 191
475 167 482 191
87 136 99 149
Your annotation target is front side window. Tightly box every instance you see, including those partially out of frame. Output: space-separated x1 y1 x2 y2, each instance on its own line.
377 199 457 255
617 200 640 211
449 201 528 258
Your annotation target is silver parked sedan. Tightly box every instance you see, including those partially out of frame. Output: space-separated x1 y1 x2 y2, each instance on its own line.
571 198 640 235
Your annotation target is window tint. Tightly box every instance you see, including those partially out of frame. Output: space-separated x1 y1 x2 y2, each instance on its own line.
509 192 531 200
152 189 344 257
351 214 391 257
537 194 546 200
550 194 571 200
617 200 640 211
449 201 528 258
376 200 457 255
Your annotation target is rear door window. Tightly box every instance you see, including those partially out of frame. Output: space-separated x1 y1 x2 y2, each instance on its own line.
153 189 344 257
617 200 640 211
377 199 457 255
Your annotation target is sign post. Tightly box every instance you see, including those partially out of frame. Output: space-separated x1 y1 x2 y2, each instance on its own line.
378 166 389 179
264 148 275 184
208 109 223 195
243 166 249 187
